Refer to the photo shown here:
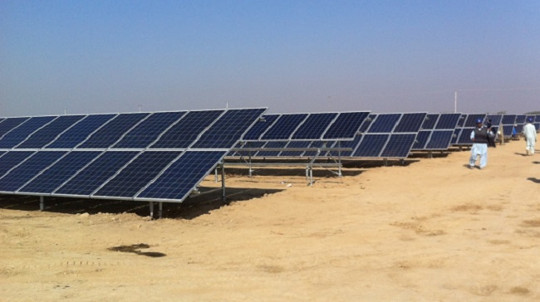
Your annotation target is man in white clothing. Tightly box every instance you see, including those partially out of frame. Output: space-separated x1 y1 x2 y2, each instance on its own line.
469 118 495 169
523 117 537 155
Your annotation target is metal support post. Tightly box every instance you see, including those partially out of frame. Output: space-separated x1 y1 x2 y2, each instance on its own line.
337 141 343 177
215 168 218 182
158 202 163 219
39 196 44 211
149 202 154 219
221 162 226 203
248 152 253 178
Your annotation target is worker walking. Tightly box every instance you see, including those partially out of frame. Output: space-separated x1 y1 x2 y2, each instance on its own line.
523 117 537 156
469 118 495 169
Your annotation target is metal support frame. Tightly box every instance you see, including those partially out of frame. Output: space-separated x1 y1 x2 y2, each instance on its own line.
149 201 164 219
39 196 44 211
221 161 226 203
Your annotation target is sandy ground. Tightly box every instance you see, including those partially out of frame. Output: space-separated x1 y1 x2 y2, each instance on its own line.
0 139 539 301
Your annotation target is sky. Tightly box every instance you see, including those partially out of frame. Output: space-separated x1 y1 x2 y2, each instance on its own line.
1 0 540 117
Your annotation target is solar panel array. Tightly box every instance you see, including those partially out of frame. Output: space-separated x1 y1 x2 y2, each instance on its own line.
412 113 462 151
230 111 370 158
452 114 487 145
0 108 266 203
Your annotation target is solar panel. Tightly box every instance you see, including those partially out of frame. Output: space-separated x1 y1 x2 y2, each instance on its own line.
380 134 417 157
137 151 226 201
19 151 101 194
435 114 461 129
421 114 439 130
113 112 186 148
16 115 85 149
412 131 431 149
0 151 66 192
393 113 426 132
242 115 279 141
261 114 308 140
46 114 116 148
54 151 139 196
78 113 149 148
412 113 461 151
0 117 30 138
0 116 56 148
368 114 401 133
0 108 267 205
150 110 224 148
192 108 267 148
425 131 455 149
352 134 389 157
323 112 370 140
0 151 36 177
292 113 338 140
454 114 487 145
93 151 181 198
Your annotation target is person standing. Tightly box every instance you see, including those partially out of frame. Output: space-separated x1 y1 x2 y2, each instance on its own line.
469 118 495 169
523 117 537 155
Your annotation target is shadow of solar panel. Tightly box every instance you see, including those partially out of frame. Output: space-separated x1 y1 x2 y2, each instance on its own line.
0 117 30 138
435 114 461 129
292 113 337 140
368 114 401 133
55 151 139 196
46 114 116 148
150 110 224 148
261 114 307 140
16 115 85 149
94 151 181 198
393 113 426 132
242 115 279 140
0 151 66 192
353 134 389 157
19 151 101 194
425 130 454 149
0 151 36 177
78 113 149 148
113 112 186 148
412 131 430 150
421 114 439 130
193 109 267 148
381 134 416 157
0 116 56 148
137 151 225 201
323 112 370 139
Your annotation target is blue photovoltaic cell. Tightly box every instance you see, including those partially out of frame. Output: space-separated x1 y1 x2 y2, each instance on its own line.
451 129 460 144
393 113 426 133
138 151 226 201
193 108 266 148
0 116 56 148
94 151 181 198
292 113 337 140
261 114 308 140
55 151 139 196
46 114 116 148
457 128 474 144
486 115 503 127
463 114 486 127
426 130 454 150
353 134 389 157
435 114 461 129
502 115 516 125
0 151 66 192
0 151 35 177
78 113 149 148
421 114 439 130
381 134 417 158
412 131 431 150
323 112 370 139
516 115 526 124
19 151 101 193
368 114 401 133
113 111 186 148
242 115 279 140
256 141 288 157
280 141 311 157
358 115 375 132
0 117 30 138
151 110 224 148
16 115 85 149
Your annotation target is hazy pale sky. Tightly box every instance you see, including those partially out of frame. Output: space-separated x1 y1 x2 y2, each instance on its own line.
1 0 539 116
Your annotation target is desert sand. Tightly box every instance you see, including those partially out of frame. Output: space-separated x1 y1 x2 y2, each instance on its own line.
1 138 539 301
